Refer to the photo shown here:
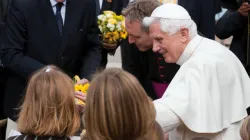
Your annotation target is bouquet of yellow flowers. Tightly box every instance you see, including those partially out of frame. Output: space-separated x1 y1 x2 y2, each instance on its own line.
73 75 90 105
97 11 128 44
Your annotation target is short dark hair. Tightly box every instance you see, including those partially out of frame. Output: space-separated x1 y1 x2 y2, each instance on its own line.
122 0 161 32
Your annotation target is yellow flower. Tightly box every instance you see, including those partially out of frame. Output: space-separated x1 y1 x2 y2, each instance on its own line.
74 84 89 94
103 11 115 16
121 20 125 28
97 20 102 25
75 98 85 105
108 18 117 25
73 75 90 105
97 12 127 43
82 83 90 93
116 15 124 21
120 31 128 39
104 32 112 39
104 32 119 43
74 84 81 91
113 31 119 40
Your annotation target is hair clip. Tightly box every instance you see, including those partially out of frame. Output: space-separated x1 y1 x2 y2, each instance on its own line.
45 67 52 73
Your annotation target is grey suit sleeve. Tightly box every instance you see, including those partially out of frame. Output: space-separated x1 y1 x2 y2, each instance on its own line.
0 0 43 79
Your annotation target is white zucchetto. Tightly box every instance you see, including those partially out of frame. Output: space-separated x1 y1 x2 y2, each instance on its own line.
150 3 191 20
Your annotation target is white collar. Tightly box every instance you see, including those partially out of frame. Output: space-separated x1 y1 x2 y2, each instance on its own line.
176 35 203 65
50 0 67 7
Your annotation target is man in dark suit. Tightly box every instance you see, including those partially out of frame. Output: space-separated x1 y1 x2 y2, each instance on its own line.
0 0 11 21
0 21 6 140
1 0 101 126
178 0 220 40
216 0 248 67
0 22 4 119
122 0 179 100
96 0 128 68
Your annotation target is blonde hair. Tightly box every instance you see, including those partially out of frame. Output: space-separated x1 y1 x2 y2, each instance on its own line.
137 121 164 140
18 65 80 137
84 68 158 140
240 116 250 140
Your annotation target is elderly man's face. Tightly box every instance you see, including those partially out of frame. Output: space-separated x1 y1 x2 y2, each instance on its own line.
125 19 153 52
149 22 186 63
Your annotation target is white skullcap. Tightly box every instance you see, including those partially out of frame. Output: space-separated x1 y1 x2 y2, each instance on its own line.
150 3 191 20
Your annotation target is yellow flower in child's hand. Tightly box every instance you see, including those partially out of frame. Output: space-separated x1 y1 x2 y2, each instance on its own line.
81 83 90 93
75 98 85 106
74 84 81 91
74 84 90 94
74 83 90 106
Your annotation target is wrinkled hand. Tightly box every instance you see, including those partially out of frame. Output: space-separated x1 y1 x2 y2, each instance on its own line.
103 42 118 50
238 2 250 17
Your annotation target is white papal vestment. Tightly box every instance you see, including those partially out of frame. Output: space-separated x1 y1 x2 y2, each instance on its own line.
154 35 250 140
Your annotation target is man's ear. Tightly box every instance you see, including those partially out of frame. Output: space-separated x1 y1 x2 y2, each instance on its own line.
180 28 189 43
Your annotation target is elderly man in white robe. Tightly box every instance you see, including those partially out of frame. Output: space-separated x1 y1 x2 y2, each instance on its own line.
143 3 250 140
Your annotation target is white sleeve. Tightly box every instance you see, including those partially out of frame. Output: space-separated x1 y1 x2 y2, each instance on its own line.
154 100 182 133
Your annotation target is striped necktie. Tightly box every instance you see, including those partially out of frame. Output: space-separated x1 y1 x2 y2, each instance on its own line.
56 2 63 36
95 0 100 15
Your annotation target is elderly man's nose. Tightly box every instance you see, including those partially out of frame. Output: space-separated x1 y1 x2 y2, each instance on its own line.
128 36 135 44
152 44 160 53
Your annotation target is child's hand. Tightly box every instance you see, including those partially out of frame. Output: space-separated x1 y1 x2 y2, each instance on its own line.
75 91 86 113
75 91 86 101
76 78 89 85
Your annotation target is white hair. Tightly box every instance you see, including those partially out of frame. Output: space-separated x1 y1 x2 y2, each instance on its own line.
143 17 197 39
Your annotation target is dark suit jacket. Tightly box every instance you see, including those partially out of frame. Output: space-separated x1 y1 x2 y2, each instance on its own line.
0 22 3 40
1 0 101 120
98 0 128 68
219 0 239 10
178 0 218 39
121 41 179 100
216 9 248 65
100 0 124 15
0 0 11 21
0 21 5 120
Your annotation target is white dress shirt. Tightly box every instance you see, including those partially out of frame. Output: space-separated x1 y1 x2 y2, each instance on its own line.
99 0 103 9
50 0 66 24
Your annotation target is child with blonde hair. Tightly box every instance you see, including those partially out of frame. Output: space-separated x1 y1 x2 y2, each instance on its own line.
8 65 80 140
83 68 163 140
